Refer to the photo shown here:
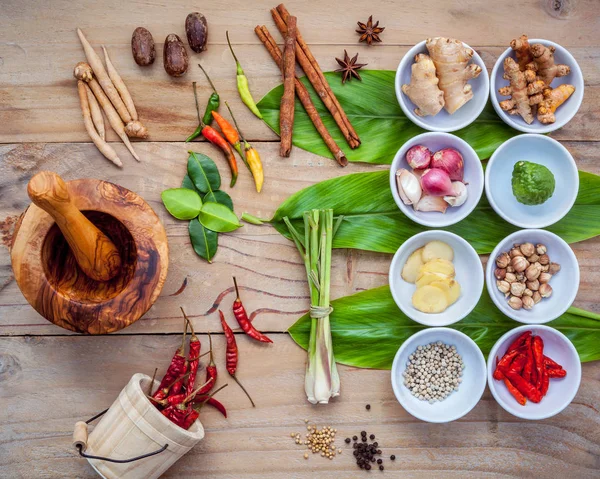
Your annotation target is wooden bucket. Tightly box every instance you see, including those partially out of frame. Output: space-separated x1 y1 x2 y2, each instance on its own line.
74 373 204 479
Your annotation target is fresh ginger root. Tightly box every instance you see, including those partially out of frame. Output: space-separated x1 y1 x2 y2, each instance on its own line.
401 53 445 117
426 37 482 114
527 44 570 86
537 84 575 124
510 34 533 71
498 57 545 124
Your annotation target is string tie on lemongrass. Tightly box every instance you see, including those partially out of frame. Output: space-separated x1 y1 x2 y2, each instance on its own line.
309 305 333 319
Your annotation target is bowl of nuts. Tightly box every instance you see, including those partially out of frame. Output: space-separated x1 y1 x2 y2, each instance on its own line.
391 327 487 423
486 229 579 324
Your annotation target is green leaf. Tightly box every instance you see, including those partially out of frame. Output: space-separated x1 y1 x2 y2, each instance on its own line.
258 70 519 163
161 188 202 220
187 151 221 193
199 202 241 233
203 190 234 211
288 286 600 369
188 218 218 263
270 170 600 254
182 174 199 192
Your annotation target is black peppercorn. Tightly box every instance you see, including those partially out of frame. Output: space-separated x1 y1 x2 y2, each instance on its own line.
362 436 367 442
365 464 372 470
353 435 358 441
366 404 371 410
373 442 378 447
379 465 384 471
361 431 367 436
377 459 383 464
370 434 375 440
377 449 382 455
345 437 351 444
390 454 396 460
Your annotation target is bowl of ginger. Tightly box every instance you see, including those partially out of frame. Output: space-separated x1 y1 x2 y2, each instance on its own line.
396 38 489 133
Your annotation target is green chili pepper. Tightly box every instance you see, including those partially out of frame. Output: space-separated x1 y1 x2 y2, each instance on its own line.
226 31 262 119
198 63 220 126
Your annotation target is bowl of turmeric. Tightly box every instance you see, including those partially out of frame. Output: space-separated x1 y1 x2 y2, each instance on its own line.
396 38 489 133
490 36 584 133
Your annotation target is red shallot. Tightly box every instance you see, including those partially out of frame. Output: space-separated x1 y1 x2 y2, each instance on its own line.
420 168 454 196
396 169 422 205
431 148 464 181
406 145 431 170
444 181 468 207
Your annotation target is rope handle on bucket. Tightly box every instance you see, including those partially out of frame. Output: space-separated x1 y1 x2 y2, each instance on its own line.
73 408 168 464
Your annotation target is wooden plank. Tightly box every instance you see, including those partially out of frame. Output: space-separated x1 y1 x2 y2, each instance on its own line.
0 335 598 478
1 141 599 335
0 42 598 143
2 0 599 47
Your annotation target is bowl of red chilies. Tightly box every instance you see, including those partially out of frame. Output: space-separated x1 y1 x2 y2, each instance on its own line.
487 325 581 420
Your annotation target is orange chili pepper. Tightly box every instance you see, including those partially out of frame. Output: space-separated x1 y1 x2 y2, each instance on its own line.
212 110 243 158
201 124 238 188
503 377 527 405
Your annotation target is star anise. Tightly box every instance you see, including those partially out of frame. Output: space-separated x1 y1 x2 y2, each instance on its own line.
356 15 385 45
335 50 367 84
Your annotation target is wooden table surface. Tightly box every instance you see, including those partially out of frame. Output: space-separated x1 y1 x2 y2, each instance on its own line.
1 1 599 477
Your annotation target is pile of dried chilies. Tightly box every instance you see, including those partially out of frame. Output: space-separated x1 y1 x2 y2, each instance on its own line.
149 309 228 430
74 29 148 167
493 330 567 405
186 65 264 192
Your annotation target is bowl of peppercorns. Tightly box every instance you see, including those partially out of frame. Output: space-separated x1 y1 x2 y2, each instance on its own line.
391 327 487 423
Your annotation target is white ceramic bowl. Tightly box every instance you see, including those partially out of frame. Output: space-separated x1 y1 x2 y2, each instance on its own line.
487 324 581 420
389 132 484 228
396 40 490 132
490 39 584 133
391 327 487 423
389 230 484 326
485 134 579 229
486 229 579 324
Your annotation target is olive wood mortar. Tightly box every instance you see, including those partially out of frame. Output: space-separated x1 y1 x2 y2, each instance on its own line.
11 172 169 334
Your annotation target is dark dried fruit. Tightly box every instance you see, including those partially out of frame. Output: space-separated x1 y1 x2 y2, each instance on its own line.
335 50 367 84
356 15 385 45
163 34 189 77
185 12 208 53
131 27 156 66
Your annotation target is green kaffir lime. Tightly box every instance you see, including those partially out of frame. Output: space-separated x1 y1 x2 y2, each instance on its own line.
511 161 556 205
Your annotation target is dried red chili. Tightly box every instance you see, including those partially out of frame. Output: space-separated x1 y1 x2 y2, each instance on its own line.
547 368 567 378
508 354 527 375
493 350 519 380
506 331 531 353
196 331 217 396
181 307 201 397
232 277 272 343
532 336 544 390
503 377 526 406
219 309 256 407
544 356 563 370
504 370 542 403
153 317 188 400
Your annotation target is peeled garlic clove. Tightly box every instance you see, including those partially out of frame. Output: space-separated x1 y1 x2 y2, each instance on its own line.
444 181 468 207
414 194 448 213
396 169 422 205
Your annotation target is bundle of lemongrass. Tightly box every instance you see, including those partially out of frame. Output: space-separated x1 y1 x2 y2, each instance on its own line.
284 209 341 404
73 28 148 167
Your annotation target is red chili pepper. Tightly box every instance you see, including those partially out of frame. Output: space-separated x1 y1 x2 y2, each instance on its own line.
170 360 188 396
547 367 567 378
544 356 563 370
202 125 238 187
232 277 272 343
532 336 544 390
182 409 200 430
503 377 527 406
219 310 256 407
506 331 532 353
505 370 542 403
493 349 519 380
194 396 228 418
180 308 201 397
540 368 550 396
196 331 217 396
508 353 527 375
153 317 188 400
522 337 534 383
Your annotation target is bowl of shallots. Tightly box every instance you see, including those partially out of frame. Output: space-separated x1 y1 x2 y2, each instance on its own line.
390 132 484 227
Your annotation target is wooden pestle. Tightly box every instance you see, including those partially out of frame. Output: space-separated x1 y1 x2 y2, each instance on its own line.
27 171 122 282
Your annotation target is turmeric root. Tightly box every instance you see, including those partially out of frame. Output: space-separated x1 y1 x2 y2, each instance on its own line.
510 35 533 71
498 57 545 124
401 53 445 117
425 37 482 114
527 44 570 86
537 84 575 124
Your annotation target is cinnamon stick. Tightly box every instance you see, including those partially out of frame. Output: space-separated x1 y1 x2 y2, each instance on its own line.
275 4 360 149
255 25 347 166
280 15 296 157
270 7 359 150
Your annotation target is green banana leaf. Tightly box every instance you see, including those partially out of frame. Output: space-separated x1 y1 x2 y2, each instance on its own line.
257 70 519 164
268 170 600 255
288 286 600 369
